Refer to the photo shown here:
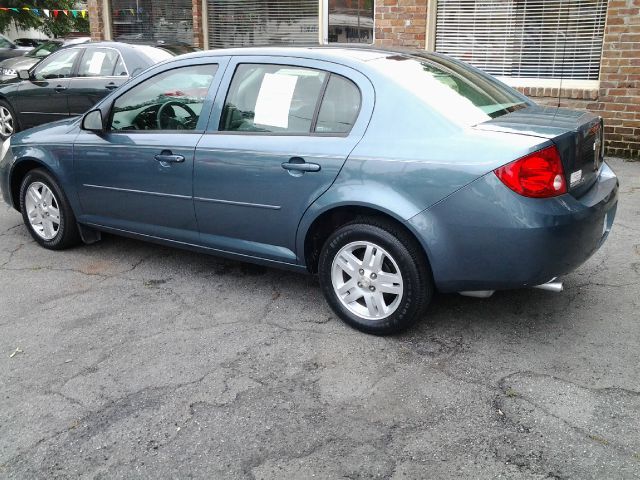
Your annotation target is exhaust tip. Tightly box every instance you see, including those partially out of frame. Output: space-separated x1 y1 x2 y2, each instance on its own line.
533 278 564 293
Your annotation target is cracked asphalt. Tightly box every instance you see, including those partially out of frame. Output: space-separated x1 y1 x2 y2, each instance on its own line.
0 158 639 479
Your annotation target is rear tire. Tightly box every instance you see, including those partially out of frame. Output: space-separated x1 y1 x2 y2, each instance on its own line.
318 217 433 335
19 168 81 250
0 99 18 140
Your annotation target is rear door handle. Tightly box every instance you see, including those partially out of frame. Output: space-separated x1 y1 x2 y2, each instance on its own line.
54 85 67 93
105 82 118 90
154 150 185 165
281 158 321 173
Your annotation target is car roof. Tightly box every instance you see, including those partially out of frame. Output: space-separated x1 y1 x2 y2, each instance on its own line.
171 45 443 70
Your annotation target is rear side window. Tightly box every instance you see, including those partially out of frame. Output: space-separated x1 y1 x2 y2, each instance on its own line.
77 48 121 77
315 75 360 134
220 64 328 134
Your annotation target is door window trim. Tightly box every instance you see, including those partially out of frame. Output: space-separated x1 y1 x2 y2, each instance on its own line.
214 62 362 138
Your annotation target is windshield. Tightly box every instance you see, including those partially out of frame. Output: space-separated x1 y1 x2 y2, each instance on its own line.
27 41 62 58
370 54 529 126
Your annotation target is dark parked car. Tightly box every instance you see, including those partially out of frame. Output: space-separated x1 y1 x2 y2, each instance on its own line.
0 34 24 62
0 47 618 334
13 38 45 51
0 37 91 81
0 41 173 139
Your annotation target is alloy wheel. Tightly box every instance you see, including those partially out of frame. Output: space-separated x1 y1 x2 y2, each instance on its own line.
24 182 61 240
331 241 404 321
0 106 14 137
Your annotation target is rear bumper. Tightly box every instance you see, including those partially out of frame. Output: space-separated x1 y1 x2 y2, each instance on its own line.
408 162 618 293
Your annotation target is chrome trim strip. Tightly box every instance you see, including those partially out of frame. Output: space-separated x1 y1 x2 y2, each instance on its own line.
194 196 281 210
83 184 191 200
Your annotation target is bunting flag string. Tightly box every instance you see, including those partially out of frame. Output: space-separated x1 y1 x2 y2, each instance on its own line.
0 6 88 18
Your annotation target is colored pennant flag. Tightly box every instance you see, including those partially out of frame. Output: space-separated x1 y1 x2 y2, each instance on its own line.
32 8 39 15
53 9 59 17
63 9 68 15
71 9 77 17
43 8 49 17
10 7 18 12
21 7 29 10
81 10 86 18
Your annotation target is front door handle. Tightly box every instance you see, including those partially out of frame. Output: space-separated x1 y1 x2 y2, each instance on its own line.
105 82 118 90
154 150 185 165
54 85 67 93
281 157 321 173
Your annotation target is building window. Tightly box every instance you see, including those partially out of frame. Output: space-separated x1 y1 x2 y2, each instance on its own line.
110 0 194 45
327 0 374 44
207 0 319 49
435 0 607 80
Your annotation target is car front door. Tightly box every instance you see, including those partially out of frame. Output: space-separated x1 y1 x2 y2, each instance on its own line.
67 46 129 116
16 47 82 129
193 57 374 265
73 59 226 243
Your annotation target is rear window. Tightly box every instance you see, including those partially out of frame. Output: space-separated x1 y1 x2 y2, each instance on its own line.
370 54 529 126
135 45 174 63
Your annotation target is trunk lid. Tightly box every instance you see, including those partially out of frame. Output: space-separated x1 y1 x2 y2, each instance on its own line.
474 105 604 197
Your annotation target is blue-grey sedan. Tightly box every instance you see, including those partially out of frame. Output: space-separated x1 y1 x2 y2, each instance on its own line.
0 47 618 334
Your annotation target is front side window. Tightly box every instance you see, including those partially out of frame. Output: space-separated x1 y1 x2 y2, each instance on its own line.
220 64 328 134
110 64 217 131
328 0 374 44
77 48 122 77
33 48 82 80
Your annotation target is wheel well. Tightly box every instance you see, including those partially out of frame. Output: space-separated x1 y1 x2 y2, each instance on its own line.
9 159 49 211
303 206 429 274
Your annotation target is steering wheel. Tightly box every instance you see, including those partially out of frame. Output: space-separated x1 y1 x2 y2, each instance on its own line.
156 100 197 130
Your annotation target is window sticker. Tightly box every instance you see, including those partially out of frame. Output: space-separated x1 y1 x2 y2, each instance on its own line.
87 52 106 75
253 73 298 129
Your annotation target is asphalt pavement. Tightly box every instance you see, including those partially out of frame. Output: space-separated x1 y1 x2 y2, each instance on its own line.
0 158 639 479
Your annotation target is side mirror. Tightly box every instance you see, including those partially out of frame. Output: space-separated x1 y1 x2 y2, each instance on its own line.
81 109 104 133
17 70 30 80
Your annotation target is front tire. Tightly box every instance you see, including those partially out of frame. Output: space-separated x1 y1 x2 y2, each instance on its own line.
0 100 18 140
19 168 81 250
318 218 433 335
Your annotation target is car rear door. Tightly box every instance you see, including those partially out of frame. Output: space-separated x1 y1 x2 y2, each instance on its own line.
73 58 227 243
193 56 374 264
67 46 129 116
16 47 82 128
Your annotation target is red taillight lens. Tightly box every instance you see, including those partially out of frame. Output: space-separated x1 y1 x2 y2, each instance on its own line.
494 145 567 198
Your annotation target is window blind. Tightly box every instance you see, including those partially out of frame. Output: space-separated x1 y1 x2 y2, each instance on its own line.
435 0 607 80
110 0 194 45
207 0 319 49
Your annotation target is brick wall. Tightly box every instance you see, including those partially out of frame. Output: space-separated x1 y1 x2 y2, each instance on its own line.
515 87 598 111
595 0 640 159
192 0 204 48
374 0 428 48
87 0 107 42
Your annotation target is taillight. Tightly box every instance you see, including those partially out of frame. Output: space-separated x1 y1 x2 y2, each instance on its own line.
494 145 567 198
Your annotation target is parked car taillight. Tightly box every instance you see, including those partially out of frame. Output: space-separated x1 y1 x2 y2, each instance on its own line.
494 146 566 198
